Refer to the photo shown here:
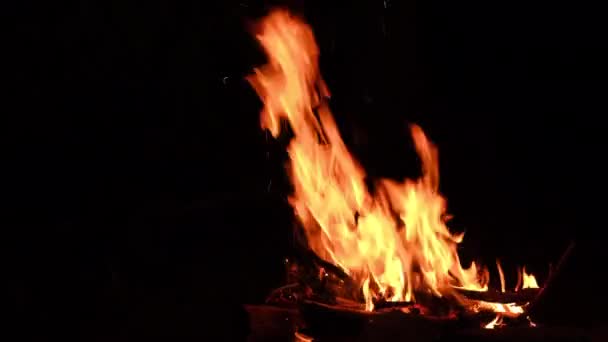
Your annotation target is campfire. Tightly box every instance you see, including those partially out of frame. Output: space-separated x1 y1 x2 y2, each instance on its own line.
245 8 559 339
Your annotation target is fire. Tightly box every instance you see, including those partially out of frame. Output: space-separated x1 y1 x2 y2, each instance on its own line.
522 267 539 289
496 260 506 293
294 331 314 342
515 266 539 291
476 301 524 317
484 315 504 329
247 9 537 314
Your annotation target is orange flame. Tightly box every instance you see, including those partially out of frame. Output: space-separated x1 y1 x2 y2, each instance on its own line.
294 331 314 342
496 260 506 293
247 9 536 313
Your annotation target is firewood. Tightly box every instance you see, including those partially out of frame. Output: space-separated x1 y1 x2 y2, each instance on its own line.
244 305 300 342
525 241 575 316
373 300 415 310
299 299 462 341
455 288 539 304
442 326 592 342
245 304 593 342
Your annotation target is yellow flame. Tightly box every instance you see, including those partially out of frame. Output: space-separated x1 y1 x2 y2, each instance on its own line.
515 266 539 291
362 276 374 312
522 266 539 289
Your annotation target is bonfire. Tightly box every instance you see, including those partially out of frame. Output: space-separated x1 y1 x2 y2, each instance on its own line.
245 9 564 333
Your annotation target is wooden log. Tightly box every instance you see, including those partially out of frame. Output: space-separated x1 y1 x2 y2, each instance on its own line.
455 288 540 304
299 300 458 342
244 305 300 342
290 247 544 306
525 241 575 317
373 300 414 310
438 326 592 342
245 303 594 342
294 248 351 281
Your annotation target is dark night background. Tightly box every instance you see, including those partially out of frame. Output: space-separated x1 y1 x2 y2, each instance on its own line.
6 0 606 340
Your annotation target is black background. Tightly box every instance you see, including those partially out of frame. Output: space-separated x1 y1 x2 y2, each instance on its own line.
7 0 606 340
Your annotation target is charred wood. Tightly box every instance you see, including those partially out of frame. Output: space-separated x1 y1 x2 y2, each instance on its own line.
456 288 540 304
525 241 575 318
245 303 594 341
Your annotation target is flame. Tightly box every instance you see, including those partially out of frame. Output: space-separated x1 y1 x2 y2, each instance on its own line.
515 266 539 291
484 314 503 329
522 266 539 289
477 301 525 317
496 260 506 293
294 331 314 342
247 9 537 314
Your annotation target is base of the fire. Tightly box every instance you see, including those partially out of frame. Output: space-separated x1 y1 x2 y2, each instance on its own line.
265 256 540 332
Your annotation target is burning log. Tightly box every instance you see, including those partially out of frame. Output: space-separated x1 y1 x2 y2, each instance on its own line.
244 304 301 342
299 300 458 341
373 300 414 310
455 288 539 304
272 249 542 317
439 326 593 342
525 241 575 317
245 303 594 342
298 298 547 341
269 246 366 305
297 248 350 281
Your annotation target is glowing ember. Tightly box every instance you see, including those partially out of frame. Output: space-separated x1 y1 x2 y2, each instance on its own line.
484 314 504 329
247 8 538 318
475 301 525 317
294 331 314 342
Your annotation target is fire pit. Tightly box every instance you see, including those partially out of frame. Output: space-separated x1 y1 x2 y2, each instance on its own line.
242 8 584 342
